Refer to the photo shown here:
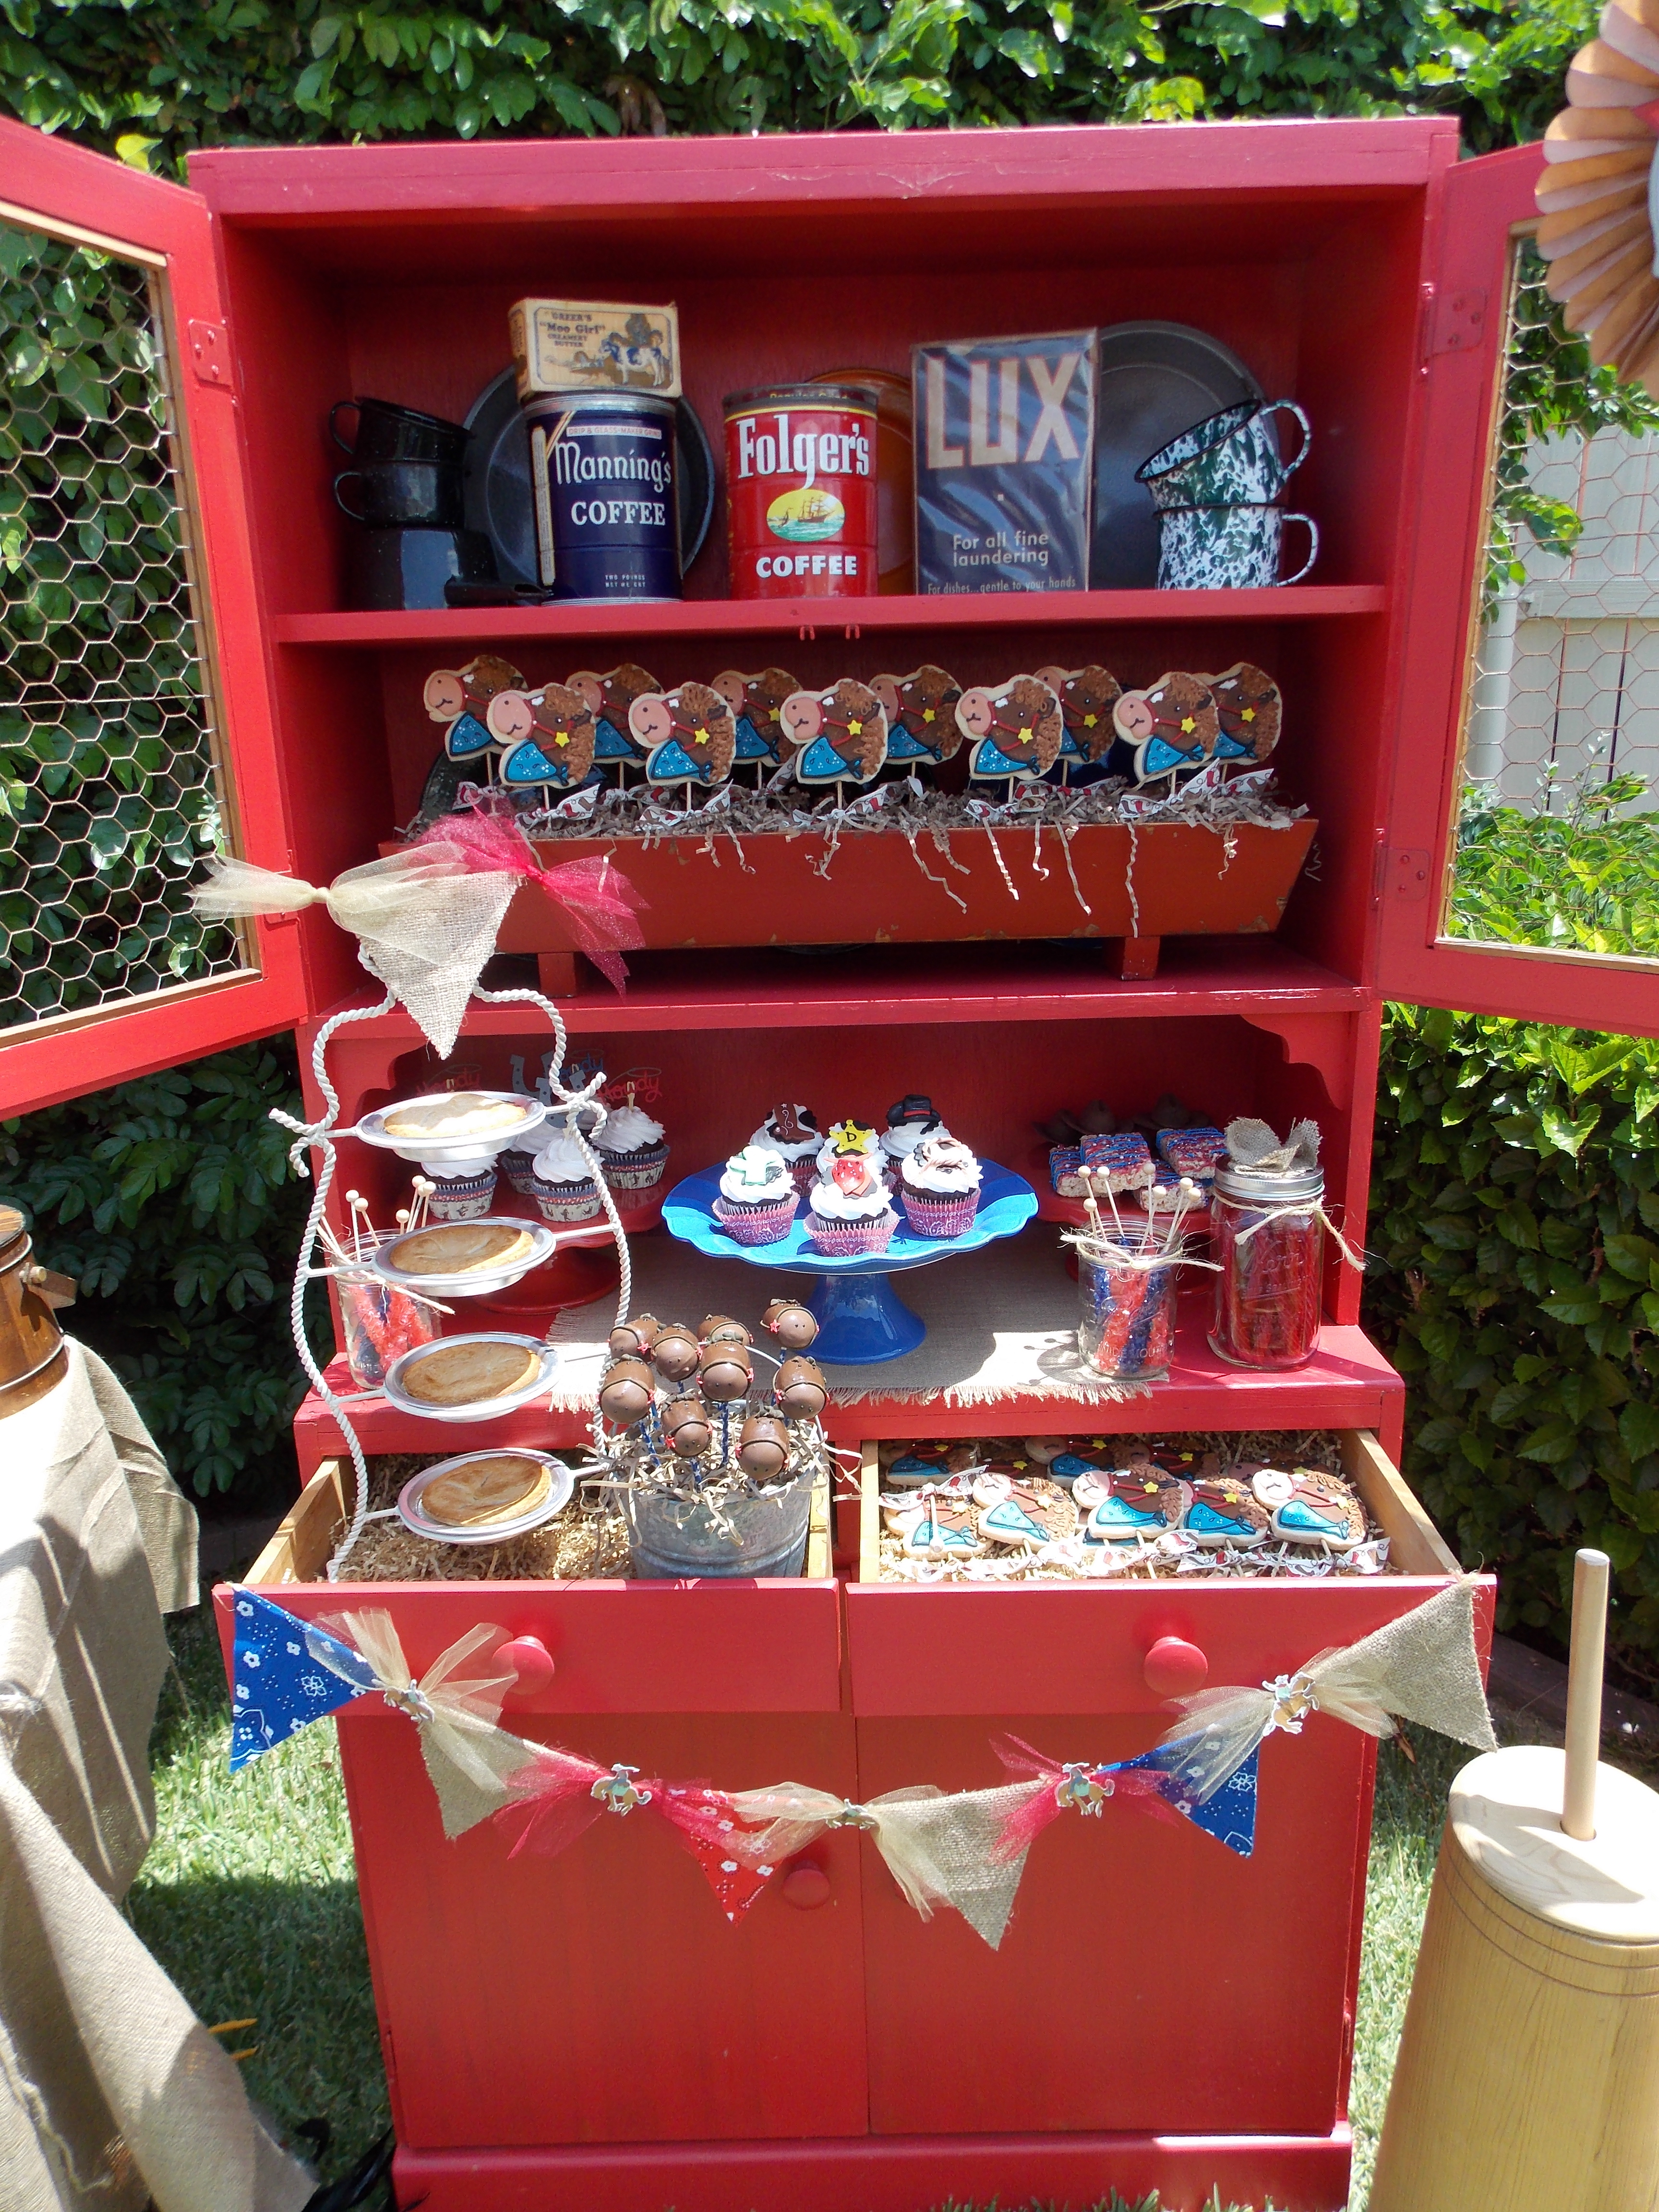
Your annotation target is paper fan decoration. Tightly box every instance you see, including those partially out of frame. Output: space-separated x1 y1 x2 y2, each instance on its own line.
1538 0 1659 393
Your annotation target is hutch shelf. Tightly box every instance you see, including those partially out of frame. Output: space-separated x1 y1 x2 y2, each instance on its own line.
9 108 1623 2212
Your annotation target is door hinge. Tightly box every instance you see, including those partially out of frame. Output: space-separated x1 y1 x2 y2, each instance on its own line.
1421 285 1487 362
188 318 234 393
1388 848 1432 901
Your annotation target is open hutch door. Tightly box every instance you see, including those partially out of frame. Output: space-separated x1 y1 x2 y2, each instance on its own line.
1381 139 1659 1039
0 118 308 1116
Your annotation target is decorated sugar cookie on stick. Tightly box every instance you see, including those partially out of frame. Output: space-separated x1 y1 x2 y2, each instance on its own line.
567 662 660 784
1111 671 1221 784
629 680 738 801
1034 663 1123 783
870 665 964 770
781 677 889 803
423 654 527 772
711 666 800 784
955 673 1064 784
1200 661 1282 768
486 680 599 804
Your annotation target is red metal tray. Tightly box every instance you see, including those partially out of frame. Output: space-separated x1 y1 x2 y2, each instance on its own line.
496 819 1317 957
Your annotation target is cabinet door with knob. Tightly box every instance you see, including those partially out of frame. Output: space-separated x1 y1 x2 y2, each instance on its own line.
845 1429 1491 2135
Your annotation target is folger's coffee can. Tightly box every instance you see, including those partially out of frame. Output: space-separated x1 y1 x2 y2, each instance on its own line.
724 385 878 599
524 390 680 601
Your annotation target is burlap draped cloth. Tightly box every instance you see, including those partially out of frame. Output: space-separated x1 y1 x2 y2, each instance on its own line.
0 1338 310 2212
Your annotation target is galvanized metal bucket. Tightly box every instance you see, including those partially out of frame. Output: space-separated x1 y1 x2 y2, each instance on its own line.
625 1471 814 1580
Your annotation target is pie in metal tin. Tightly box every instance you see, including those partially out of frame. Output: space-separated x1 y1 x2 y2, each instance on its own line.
382 1092 536 1141
398 1449 576 1543
387 1222 536 1277
396 1336 544 1407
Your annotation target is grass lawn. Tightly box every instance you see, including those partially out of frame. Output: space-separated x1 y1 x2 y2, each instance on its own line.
131 1605 1460 2211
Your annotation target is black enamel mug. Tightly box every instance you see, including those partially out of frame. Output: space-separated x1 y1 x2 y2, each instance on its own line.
330 396 469 466
333 457 465 529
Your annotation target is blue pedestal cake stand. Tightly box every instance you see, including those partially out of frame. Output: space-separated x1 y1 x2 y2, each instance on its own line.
661 1164 1039 1365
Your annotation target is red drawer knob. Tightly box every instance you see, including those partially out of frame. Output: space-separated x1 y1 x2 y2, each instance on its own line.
1143 1635 1209 1697
498 1635 555 1701
781 1860 832 1910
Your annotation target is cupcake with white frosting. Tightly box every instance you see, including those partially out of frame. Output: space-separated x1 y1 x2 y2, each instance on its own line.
527 1127 603 1223
900 1133 983 1239
805 1135 898 1257
594 1102 669 1192
751 1103 821 1195
712 1144 798 1246
881 1094 948 1167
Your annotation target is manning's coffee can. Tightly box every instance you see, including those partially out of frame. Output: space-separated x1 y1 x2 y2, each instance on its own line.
524 391 680 601
724 385 878 599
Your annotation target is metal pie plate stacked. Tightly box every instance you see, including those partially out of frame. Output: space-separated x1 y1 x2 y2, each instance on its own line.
351 1094 549 1176
382 1333 560 1422
371 1217 560 1298
397 1448 576 1544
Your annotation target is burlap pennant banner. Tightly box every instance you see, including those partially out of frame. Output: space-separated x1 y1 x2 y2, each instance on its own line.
229 1581 1495 1943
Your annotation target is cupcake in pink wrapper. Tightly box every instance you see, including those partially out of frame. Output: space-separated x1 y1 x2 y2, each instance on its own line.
900 1134 983 1239
751 1103 821 1196
712 1144 798 1247
805 1130 897 1256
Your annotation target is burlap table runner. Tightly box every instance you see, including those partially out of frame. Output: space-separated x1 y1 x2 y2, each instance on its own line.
547 1223 1150 1407
0 1338 310 2212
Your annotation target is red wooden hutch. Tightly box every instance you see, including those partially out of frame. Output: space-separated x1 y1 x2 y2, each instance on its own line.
5 113 1651 2212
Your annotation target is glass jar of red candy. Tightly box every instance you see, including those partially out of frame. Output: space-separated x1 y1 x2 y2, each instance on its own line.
1208 1158 1324 1370
337 1234 441 1389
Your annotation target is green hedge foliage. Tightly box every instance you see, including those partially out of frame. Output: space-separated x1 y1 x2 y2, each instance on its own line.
0 0 1595 173
1 1039 319 1498
1369 1006 1659 1681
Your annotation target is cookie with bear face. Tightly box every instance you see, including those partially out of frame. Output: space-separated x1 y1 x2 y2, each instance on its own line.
711 666 799 767
488 679 599 791
783 677 889 784
1112 672 1220 783
871 665 964 766
567 662 660 764
630 680 738 790
1034 663 1123 767
956 673 1065 781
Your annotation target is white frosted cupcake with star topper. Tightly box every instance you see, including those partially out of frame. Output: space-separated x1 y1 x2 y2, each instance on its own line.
805 1121 898 1256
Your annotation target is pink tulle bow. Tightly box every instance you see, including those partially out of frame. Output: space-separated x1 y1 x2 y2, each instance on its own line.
414 794 647 992
988 1734 1185 1863
490 1756 779 1922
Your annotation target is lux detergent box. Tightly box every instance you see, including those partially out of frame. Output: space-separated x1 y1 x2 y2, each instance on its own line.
913 330 1097 593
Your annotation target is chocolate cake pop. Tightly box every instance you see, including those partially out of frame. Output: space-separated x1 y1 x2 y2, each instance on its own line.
598 1356 655 1427
698 1342 753 1403
763 1298 819 1350
698 1314 752 1346
737 1412 791 1479
650 1323 701 1384
663 1395 711 1457
775 1355 829 1419
608 1314 661 1359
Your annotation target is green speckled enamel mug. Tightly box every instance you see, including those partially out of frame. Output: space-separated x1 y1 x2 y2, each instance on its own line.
1156 502 1318 589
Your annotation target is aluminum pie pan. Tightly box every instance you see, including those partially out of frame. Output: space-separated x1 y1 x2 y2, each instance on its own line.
382 1333 559 1423
397 1448 576 1544
370 1217 559 1298
351 1094 550 1172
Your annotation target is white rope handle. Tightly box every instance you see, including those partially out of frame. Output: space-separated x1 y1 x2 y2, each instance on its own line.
275 982 636 1582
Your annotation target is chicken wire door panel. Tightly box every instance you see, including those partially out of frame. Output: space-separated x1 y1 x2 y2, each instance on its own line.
0 119 307 1117
1381 141 1659 1038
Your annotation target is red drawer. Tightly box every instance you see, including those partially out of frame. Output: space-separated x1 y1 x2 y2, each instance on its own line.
217 1460 842 1715
846 1430 1485 1716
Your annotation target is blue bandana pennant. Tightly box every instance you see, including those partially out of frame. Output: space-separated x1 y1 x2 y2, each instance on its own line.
1119 1740 1260 1858
228 1587 377 1771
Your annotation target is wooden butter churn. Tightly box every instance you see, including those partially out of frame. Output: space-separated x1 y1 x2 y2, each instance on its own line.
0 1205 76 1417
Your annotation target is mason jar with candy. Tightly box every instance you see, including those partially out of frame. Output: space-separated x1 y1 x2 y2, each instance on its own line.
1208 1154 1326 1370
724 384 878 599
